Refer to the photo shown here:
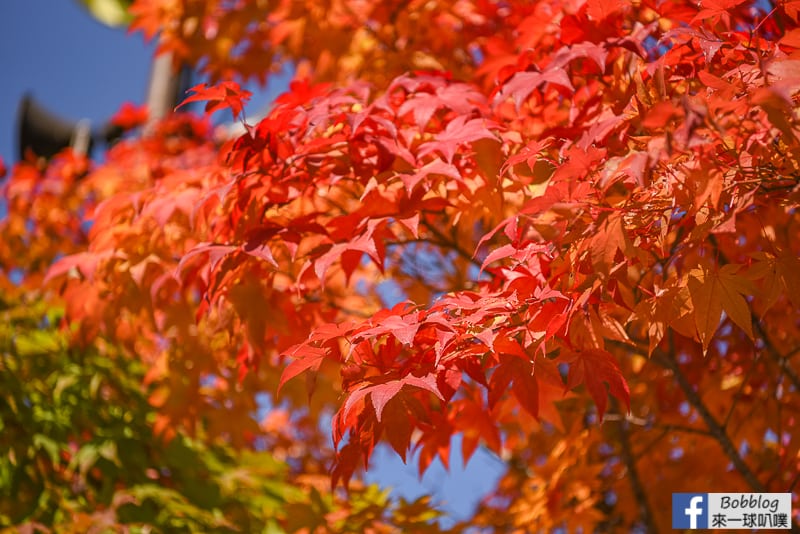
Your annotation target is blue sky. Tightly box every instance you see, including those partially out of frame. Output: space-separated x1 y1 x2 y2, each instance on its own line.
0 1 505 525
0 1 153 164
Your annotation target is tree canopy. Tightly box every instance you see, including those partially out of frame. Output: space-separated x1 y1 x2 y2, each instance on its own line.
3 0 800 530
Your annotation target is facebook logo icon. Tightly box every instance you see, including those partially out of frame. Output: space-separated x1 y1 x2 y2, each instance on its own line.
673 493 708 529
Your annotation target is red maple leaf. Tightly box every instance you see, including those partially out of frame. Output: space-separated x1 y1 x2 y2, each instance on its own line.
417 116 498 163
495 68 574 109
110 102 149 130
274 78 332 108
342 373 444 423
564 349 630 420
177 81 253 121
397 81 484 128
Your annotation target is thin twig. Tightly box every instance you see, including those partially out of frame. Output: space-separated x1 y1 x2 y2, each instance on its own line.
612 402 659 533
654 350 800 531
753 319 800 392
722 351 760 429
654 347 766 492
651 424 713 437
422 220 484 270
603 413 712 437
709 234 800 392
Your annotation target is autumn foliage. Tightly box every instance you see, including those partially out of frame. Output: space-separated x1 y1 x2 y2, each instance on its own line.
4 0 800 530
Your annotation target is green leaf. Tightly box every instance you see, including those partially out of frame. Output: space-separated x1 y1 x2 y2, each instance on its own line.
32 434 60 465
98 440 120 466
53 375 77 402
77 0 133 27
13 330 62 356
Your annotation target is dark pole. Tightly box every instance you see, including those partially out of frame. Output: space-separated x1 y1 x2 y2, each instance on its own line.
15 50 190 161
16 94 93 161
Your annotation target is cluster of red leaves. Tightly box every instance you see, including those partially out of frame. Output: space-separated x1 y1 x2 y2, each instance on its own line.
128 0 504 85
1 151 92 286
13 0 800 529
110 102 149 130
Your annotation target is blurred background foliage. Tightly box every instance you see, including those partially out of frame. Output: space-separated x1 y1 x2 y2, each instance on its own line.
0 292 443 532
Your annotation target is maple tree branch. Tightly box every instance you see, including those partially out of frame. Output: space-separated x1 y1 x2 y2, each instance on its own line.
654 349 766 492
786 345 800 360
386 237 483 291
603 413 712 439
707 234 800 392
388 236 472 260
753 319 800 392
631 424 716 471
633 427 671 459
611 403 659 533
650 423 713 437
659 351 800 534
601 412 649 425
722 351 760 429
421 220 484 270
